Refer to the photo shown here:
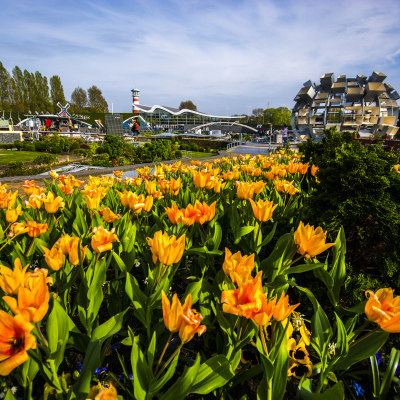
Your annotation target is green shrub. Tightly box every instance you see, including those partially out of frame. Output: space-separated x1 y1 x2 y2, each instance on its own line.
33 153 58 166
175 150 182 159
13 140 23 151
51 145 62 154
23 143 35 152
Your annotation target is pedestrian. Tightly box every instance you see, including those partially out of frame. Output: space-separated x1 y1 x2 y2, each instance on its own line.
282 124 288 144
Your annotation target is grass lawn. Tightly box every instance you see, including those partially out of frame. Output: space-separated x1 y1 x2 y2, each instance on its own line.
187 152 215 158
0 150 43 165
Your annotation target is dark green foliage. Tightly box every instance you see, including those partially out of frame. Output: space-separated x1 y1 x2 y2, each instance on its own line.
33 153 58 166
102 134 123 161
23 142 35 152
51 145 61 154
175 150 182 159
301 126 400 305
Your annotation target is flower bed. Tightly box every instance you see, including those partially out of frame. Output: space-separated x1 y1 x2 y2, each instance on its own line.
0 152 398 399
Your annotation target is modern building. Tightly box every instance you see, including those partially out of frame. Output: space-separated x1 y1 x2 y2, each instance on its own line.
128 89 253 133
292 72 399 140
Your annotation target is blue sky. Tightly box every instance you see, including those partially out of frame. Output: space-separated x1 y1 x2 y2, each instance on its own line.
2 0 400 115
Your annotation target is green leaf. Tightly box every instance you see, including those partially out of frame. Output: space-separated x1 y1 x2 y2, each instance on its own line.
330 227 346 307
159 353 201 400
213 222 222 250
380 348 400 399
132 337 152 400
72 310 127 400
147 331 156 370
234 226 255 244
332 330 389 371
334 313 348 358
4 390 16 400
311 305 332 366
281 263 324 275
300 379 344 399
183 278 203 305
149 351 180 395
112 251 127 276
272 335 289 400
259 221 277 248
191 355 235 394
125 273 148 326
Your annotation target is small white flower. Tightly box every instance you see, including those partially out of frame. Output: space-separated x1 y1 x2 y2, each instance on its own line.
135 262 140 268
328 342 336 355
169 287 172 291
11 387 18 395
291 313 305 331
143 278 148 285
0 393 5 399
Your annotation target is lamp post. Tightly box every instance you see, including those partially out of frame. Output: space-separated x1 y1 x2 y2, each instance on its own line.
226 108 230 116
247 106 251 122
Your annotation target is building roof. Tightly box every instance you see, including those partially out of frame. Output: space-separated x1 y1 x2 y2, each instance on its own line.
134 104 245 119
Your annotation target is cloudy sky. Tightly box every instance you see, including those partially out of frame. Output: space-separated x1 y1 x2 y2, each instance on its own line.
2 0 400 115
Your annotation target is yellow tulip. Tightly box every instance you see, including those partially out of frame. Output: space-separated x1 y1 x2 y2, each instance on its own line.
42 192 64 213
169 177 182 195
146 231 186 266
117 189 132 208
213 180 226 194
113 170 124 178
294 221 335 259
365 288 400 333
6 204 23 223
8 222 29 238
94 383 118 400
222 248 255 283
41 246 64 271
127 193 146 214
143 196 153 213
249 199 277 222
91 226 119 253
21 180 37 196
68 237 87 265
192 170 212 188
269 292 300 321
98 207 121 223
49 170 59 179
145 181 157 195
24 268 53 289
25 194 44 210
179 296 207 343
236 182 255 200
55 234 72 255
158 180 170 195
0 259 29 295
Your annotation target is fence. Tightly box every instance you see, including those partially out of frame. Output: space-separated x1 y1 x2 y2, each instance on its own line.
181 150 194 158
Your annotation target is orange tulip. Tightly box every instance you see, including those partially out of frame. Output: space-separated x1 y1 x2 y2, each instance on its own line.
236 182 255 200
41 246 64 271
165 204 182 225
249 199 278 222
55 234 71 255
24 268 53 290
113 170 124 178
98 208 121 223
25 194 44 210
0 311 36 376
179 295 207 343
161 290 191 332
298 162 309 174
147 231 186 266
365 288 400 333
269 292 300 321
0 190 18 209
193 201 216 225
71 177 84 188
145 181 157 195
26 220 49 238
4 273 50 323
91 226 119 253
59 180 74 195
21 181 37 196
295 221 335 259
213 180 226 194
158 180 170 195
222 248 255 283
286 162 299 174
0 259 29 295
127 193 146 214
311 165 319 176
180 204 200 226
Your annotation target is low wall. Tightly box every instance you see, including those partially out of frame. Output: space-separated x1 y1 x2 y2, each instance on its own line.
0 132 22 143
356 138 400 151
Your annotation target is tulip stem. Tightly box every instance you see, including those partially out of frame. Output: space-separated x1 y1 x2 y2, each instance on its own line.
155 343 183 379
35 323 48 347
259 325 269 356
0 235 16 252
26 238 35 256
255 222 262 248
349 320 370 344
154 332 174 375
282 255 303 271
0 223 11 239
349 325 379 348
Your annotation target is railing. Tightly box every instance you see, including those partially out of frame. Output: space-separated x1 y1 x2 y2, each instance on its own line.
226 141 241 151
181 150 194 158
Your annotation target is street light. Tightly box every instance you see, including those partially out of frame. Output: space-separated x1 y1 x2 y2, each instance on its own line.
226 108 230 116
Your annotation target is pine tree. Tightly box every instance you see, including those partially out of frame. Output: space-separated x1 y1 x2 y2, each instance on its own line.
50 75 66 112
7 72 23 112
24 70 38 112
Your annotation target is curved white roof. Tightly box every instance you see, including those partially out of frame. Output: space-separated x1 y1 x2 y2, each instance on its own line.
134 104 245 119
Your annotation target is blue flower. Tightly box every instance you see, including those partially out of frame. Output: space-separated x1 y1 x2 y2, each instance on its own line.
168 336 180 348
352 381 364 397
376 352 382 365
77 362 83 373
104 385 109 388
110 342 121 351
129 374 134 380
94 367 107 375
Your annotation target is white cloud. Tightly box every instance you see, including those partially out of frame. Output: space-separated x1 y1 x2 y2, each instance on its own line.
1 0 400 115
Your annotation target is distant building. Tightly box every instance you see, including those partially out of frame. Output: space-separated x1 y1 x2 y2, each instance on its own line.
292 72 399 141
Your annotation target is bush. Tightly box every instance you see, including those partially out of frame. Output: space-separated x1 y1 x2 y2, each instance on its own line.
175 150 182 159
33 153 58 167
23 143 35 152
51 145 62 154
34 141 50 152
13 140 23 151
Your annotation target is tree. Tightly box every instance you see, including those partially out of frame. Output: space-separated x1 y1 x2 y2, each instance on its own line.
50 75 66 112
12 66 28 112
87 85 108 112
102 134 123 161
34 71 51 112
24 70 38 112
252 108 263 117
179 100 197 111
263 107 291 126
7 72 23 112
0 62 10 110
70 87 87 111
